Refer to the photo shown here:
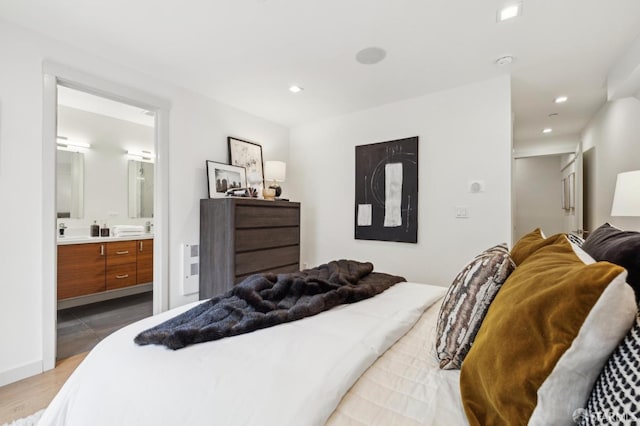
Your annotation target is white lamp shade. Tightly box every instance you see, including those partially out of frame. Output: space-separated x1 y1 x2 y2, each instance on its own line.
264 161 286 182
611 170 640 216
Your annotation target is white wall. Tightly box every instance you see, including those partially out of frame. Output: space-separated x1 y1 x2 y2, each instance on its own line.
288 76 512 287
581 96 640 231
0 19 289 385
513 156 564 240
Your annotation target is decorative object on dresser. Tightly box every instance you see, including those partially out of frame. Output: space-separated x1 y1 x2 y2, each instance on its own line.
227 137 265 195
354 136 419 243
57 239 154 301
264 160 286 199
199 198 300 299
206 160 247 198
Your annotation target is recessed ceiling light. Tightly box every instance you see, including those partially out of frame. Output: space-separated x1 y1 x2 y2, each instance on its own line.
554 96 568 103
355 47 387 65
289 85 303 93
498 2 522 22
542 128 553 134
495 55 515 66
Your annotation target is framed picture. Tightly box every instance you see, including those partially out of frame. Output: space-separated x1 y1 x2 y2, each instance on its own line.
206 160 246 198
355 136 419 243
228 137 264 194
561 178 567 210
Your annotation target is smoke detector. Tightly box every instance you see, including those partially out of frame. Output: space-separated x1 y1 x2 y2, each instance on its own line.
495 56 515 66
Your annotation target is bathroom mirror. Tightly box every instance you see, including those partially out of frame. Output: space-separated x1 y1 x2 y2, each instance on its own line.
128 160 154 218
56 151 85 218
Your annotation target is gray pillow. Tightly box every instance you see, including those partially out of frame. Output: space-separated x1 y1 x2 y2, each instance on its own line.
435 243 515 370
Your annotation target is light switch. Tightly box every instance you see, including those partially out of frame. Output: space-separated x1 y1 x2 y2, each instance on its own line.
455 206 469 218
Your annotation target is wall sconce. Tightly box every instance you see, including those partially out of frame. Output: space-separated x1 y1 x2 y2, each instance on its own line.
56 136 91 152
264 161 286 200
611 170 640 216
127 150 155 163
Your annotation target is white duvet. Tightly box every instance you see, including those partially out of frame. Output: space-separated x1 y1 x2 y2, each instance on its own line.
40 282 446 426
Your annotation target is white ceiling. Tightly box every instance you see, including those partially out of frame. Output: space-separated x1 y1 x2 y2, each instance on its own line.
2 0 640 145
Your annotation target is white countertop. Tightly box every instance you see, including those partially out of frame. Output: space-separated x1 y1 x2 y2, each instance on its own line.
57 234 154 245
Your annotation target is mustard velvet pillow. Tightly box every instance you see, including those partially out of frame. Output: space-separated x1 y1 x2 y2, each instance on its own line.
510 228 549 265
460 237 636 426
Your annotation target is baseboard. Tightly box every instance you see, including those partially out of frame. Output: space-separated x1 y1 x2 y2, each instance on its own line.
57 283 153 310
0 360 42 387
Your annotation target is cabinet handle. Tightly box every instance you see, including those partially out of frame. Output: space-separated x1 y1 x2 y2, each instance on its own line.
100 244 105 256
115 274 129 279
139 241 143 252
116 250 129 255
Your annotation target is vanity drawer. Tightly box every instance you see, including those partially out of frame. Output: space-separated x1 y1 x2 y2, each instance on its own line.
106 241 137 266
106 263 137 290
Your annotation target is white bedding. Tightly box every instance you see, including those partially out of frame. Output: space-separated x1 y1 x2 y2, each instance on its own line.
328 298 468 425
40 282 446 426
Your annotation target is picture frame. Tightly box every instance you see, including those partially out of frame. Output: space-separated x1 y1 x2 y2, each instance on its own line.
206 160 247 198
228 137 264 195
561 178 567 210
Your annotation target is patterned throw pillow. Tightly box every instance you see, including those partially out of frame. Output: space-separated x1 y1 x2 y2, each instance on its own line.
575 314 640 425
566 233 585 247
435 244 515 370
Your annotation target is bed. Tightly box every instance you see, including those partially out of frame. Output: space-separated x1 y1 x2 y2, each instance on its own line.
39 282 464 426
40 224 640 425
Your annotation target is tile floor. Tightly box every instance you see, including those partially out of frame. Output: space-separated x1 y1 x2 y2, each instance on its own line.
56 292 153 360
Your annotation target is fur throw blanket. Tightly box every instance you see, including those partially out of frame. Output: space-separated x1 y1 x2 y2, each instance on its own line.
134 260 405 350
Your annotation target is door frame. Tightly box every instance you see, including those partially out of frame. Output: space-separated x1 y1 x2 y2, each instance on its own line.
42 62 170 370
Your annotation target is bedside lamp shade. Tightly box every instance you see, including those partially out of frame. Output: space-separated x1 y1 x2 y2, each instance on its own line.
264 161 286 182
611 170 640 216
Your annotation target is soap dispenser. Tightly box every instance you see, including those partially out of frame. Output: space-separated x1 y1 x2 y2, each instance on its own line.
100 222 110 237
91 220 100 237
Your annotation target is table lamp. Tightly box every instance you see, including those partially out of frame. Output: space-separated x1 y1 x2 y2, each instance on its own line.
611 170 640 216
264 161 286 200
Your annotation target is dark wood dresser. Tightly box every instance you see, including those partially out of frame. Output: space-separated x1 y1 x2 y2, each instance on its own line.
199 198 301 299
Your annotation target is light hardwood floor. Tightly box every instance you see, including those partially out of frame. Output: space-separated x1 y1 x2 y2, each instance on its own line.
0 352 87 424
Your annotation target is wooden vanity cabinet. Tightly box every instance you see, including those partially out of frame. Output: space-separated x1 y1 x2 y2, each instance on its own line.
106 241 137 290
136 239 154 284
57 243 106 299
57 238 154 300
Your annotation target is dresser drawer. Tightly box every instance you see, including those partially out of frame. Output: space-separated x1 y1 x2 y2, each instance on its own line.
235 205 300 228
106 263 137 290
235 245 299 277
235 263 300 284
235 227 299 252
106 241 137 266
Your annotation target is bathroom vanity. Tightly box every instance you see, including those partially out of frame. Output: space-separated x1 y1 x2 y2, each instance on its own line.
57 235 153 308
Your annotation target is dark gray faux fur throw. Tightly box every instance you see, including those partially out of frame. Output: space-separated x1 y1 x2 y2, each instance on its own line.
134 259 405 350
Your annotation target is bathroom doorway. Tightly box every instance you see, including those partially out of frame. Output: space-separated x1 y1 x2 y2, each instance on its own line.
42 64 170 370
55 86 157 359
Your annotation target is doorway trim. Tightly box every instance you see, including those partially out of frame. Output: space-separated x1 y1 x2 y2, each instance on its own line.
42 62 170 371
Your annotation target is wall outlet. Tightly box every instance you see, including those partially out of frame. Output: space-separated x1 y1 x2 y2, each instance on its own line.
455 206 469 218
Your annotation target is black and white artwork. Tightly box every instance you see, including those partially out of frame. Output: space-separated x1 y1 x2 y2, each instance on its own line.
206 160 247 198
228 137 264 194
355 136 418 243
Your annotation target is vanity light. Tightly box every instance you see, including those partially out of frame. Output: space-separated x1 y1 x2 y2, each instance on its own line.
56 136 91 151
497 2 522 22
127 150 155 162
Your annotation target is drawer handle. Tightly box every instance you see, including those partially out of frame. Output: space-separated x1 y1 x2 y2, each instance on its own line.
139 241 143 252
115 274 129 279
100 244 105 256
116 250 129 255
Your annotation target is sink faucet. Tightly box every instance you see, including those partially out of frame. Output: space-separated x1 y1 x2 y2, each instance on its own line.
59 222 67 237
